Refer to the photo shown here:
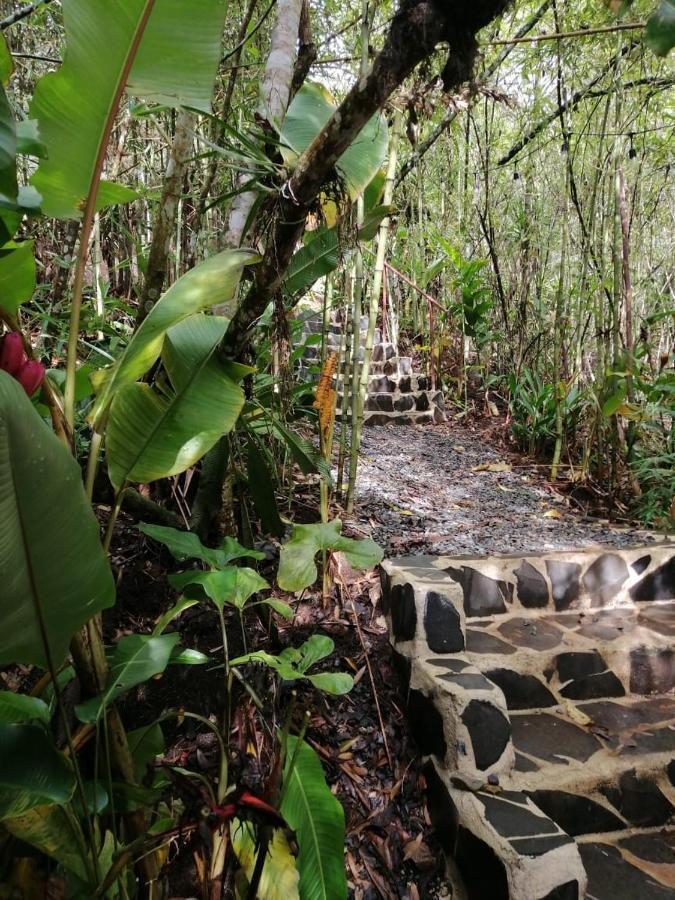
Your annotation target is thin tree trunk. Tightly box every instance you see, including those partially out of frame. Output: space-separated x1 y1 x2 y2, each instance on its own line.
137 108 195 324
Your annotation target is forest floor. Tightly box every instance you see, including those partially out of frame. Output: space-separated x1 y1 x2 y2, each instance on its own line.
106 416 665 899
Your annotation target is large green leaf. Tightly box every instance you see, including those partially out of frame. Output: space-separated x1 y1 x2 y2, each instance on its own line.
283 227 340 299
0 239 36 314
0 372 115 668
170 567 269 611
90 248 257 430
0 724 75 820
281 736 347 900
277 519 383 592
139 522 265 567
75 633 179 723
0 82 16 205
3 804 90 881
0 692 50 725
29 0 228 219
105 359 245 488
281 82 388 199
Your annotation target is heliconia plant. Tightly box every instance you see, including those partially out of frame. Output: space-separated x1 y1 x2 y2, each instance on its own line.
0 331 45 395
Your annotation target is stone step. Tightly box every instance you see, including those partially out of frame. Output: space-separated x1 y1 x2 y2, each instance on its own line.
364 408 446 426
381 544 675 899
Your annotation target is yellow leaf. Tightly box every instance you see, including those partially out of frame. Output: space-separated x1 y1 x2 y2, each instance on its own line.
232 819 299 900
543 509 562 519
563 701 592 727
472 461 512 473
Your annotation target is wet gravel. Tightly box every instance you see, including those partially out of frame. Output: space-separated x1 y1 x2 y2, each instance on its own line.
350 421 659 558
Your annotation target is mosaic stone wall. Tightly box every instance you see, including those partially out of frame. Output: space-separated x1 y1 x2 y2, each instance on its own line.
382 542 675 900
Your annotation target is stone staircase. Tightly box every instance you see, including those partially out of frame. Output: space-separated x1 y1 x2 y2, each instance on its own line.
296 312 446 425
381 544 675 900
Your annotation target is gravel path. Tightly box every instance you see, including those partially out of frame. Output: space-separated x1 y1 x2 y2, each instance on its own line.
351 421 658 558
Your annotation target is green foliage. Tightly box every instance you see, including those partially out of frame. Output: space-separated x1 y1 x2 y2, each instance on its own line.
140 522 265 567
0 724 75 819
231 634 353 695
646 0 675 55
0 371 115 668
281 82 388 199
75 633 180 723
508 368 585 457
277 519 384 592
29 0 228 219
281 736 348 900
90 249 257 430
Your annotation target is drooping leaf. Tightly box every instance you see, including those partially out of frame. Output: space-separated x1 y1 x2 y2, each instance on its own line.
281 737 348 900
170 567 269 611
0 239 35 314
29 0 228 219
127 722 165 781
646 0 675 55
281 82 388 199
277 519 383 592
0 34 13 85
0 692 50 725
75 633 179 723
105 357 245 488
0 82 17 205
90 248 257 430
3 804 89 881
0 372 115 668
140 522 265 567
231 818 300 900
0 724 75 820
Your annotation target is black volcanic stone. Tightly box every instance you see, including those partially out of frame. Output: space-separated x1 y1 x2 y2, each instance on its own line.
632 554 652 575
466 630 516 654
630 555 675 602
424 591 465 653
421 761 458 854
447 566 510 617
619 833 675 864
439 673 495 691
539 882 580 900
668 758 675 786
508 834 573 856
499 617 563 651
580 842 674 899
546 560 581 610
515 753 539 773
601 769 674 827
391 649 411 693
390 583 417 642
455 826 509 900
478 793 559 837
555 650 607 681
393 394 414 412
398 375 411 392
427 658 468 672
511 713 601 763
486 669 558 710
559 670 625 701
514 560 549 608
415 392 430 411
630 647 674 694
417 375 429 390
371 393 394 412
582 553 629 605
407 690 446 758
461 700 511 770
527 790 625 835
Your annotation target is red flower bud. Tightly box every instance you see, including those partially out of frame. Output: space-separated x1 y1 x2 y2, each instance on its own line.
0 332 25 375
16 359 45 396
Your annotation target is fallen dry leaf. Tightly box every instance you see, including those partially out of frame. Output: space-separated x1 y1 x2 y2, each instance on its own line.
472 461 512 473
543 508 562 519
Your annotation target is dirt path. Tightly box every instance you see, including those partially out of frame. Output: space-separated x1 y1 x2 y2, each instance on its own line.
351 420 657 557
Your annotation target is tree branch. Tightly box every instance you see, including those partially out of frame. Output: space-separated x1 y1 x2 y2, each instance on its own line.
219 0 513 361
396 0 553 187
498 40 638 167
